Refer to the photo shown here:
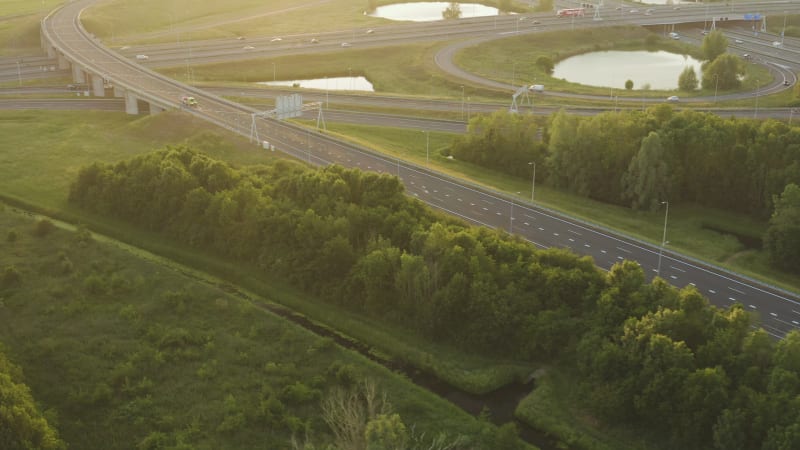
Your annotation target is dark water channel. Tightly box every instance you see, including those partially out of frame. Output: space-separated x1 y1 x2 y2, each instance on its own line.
240 292 561 450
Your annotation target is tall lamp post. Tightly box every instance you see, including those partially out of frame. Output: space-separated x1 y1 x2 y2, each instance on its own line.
528 161 536 202
460 85 465 120
657 201 669 277
423 130 430 166
754 78 759 119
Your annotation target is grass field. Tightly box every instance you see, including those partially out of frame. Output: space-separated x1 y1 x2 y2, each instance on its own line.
0 0 64 56
81 0 397 45
159 41 501 102
0 206 493 449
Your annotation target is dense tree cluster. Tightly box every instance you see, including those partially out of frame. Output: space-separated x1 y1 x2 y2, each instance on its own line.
452 109 800 219
448 111 548 179
68 147 601 356
578 261 800 450
69 147 800 448
764 183 800 271
0 347 65 450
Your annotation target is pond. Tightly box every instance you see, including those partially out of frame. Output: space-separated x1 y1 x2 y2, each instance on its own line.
258 76 375 92
552 50 702 90
368 2 500 22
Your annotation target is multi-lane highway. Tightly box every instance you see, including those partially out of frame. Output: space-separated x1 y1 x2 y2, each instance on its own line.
36 0 800 338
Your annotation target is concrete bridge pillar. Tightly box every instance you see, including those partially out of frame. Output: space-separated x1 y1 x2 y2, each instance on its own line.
124 92 139 115
46 45 55 58
57 53 69 70
90 74 105 97
149 103 165 115
71 65 86 84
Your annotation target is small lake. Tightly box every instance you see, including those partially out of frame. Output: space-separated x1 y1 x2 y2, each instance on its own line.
258 76 374 92
552 50 702 90
368 2 500 22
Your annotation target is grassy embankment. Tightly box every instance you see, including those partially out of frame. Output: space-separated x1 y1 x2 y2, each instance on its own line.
514 370 661 450
0 205 497 449
0 0 63 56
0 109 536 394
80 0 395 45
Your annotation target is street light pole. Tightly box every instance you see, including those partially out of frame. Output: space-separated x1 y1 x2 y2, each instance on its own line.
754 79 759 119
460 85 465 120
782 12 787 45
528 161 536 202
512 62 516 88
424 130 430 166
714 73 719 104
657 201 669 277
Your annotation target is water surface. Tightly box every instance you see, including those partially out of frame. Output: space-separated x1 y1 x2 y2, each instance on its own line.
552 50 702 90
369 2 500 22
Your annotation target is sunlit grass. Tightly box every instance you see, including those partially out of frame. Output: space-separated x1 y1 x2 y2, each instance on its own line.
82 0 395 45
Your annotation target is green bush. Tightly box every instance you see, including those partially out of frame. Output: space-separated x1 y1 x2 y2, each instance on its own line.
33 218 55 237
1 265 22 289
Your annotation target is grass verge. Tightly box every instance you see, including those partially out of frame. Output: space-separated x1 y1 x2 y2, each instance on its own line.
515 369 657 450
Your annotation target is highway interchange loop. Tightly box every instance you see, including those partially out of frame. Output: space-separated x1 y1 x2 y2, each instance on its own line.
38 0 800 338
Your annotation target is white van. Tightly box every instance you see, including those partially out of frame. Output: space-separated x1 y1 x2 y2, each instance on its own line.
135 54 149 60
529 84 545 92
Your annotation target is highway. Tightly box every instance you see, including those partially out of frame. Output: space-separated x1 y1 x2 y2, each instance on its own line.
39 0 800 339
3 86 797 123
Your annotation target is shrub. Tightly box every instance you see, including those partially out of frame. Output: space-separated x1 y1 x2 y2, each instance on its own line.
83 273 106 295
6 229 17 242
1 265 22 289
33 218 56 237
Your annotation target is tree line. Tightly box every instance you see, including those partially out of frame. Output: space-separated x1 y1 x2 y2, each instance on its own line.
69 147 800 449
448 108 800 270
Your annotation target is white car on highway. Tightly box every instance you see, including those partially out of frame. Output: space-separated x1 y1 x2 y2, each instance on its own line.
135 54 149 60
